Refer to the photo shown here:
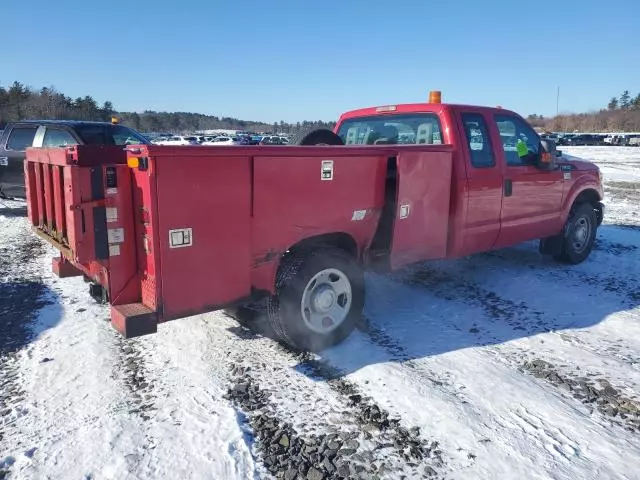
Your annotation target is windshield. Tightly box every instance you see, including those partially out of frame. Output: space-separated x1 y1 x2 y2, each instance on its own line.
336 113 444 145
74 124 150 146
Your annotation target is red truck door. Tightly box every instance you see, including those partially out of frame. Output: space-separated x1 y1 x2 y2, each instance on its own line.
491 114 564 248
457 111 503 255
389 149 453 269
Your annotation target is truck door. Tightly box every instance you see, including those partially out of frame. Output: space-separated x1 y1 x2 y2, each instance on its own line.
457 111 503 255
389 149 453 269
491 114 564 248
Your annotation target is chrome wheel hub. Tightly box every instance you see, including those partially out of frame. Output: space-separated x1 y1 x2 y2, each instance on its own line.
301 268 352 334
572 216 591 253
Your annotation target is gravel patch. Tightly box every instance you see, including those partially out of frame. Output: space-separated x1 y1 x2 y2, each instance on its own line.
117 341 157 422
225 367 445 479
522 359 640 432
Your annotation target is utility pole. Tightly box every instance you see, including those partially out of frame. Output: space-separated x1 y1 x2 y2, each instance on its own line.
555 86 560 132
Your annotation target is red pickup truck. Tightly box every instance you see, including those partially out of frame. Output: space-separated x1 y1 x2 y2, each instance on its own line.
24 94 604 352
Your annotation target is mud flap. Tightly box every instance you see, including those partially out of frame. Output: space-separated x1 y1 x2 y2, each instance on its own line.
539 235 564 256
389 150 453 269
595 202 604 227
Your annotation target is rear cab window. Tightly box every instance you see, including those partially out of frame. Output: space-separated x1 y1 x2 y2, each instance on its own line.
74 124 149 146
460 113 495 168
43 128 78 147
6 126 38 151
336 114 443 145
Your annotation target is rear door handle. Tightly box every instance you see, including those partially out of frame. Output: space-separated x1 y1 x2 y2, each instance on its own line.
504 178 513 197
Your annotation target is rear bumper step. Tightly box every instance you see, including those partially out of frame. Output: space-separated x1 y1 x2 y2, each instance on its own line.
111 303 158 338
52 256 83 278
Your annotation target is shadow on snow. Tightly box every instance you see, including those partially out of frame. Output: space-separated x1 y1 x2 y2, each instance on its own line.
227 223 640 380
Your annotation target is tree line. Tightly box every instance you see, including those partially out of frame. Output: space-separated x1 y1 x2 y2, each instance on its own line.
0 81 335 134
527 89 640 133
4 80 639 135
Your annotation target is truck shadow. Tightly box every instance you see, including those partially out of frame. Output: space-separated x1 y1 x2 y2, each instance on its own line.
228 225 640 380
0 204 28 218
0 280 62 356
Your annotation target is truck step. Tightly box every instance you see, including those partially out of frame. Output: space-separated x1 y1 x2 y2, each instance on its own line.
111 303 158 339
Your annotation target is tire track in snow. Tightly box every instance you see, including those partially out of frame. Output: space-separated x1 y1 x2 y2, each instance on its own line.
104 337 160 476
393 255 640 432
521 359 640 433
95 320 257 480
481 246 640 307
557 330 640 372
353 316 472 405
0 214 51 477
214 312 451 479
472 245 640 366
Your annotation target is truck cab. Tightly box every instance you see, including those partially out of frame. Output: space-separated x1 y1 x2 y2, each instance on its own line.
332 99 604 262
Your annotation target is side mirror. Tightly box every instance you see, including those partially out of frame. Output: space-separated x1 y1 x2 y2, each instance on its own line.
555 150 563 158
537 139 558 171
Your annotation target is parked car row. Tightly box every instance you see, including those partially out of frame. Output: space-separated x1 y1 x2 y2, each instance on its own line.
540 132 640 146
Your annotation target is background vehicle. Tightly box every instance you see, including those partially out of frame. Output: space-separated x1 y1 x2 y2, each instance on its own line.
25 95 604 353
155 135 199 146
628 136 640 147
564 134 601 146
0 120 149 198
259 135 289 145
201 136 239 145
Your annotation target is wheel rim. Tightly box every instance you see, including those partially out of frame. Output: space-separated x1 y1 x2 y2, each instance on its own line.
300 268 352 334
572 215 592 253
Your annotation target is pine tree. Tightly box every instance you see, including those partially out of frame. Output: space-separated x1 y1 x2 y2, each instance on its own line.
608 97 619 110
619 90 631 109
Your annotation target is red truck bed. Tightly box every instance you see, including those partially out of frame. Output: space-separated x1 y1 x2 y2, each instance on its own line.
25 143 454 339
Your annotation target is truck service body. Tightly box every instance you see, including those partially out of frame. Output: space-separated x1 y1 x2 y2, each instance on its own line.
23 98 604 351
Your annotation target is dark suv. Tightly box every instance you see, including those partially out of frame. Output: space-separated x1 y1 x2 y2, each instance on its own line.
564 134 602 146
0 120 149 198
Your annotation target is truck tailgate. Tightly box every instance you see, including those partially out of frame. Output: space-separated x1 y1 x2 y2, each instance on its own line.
25 145 153 336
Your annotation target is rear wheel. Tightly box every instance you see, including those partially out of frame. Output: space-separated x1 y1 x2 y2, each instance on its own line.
553 203 597 264
268 248 364 352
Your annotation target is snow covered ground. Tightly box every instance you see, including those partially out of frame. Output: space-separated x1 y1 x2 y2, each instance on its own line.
561 146 640 228
1 146 640 480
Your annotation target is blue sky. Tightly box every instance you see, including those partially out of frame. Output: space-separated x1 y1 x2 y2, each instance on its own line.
3 0 639 123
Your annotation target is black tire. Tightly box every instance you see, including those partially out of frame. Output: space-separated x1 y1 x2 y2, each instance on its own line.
267 248 364 352
289 128 344 146
553 203 597 264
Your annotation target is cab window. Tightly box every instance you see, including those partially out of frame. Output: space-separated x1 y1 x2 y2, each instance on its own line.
494 115 540 166
43 128 78 147
111 126 148 145
336 113 443 145
461 113 494 168
6 126 38 151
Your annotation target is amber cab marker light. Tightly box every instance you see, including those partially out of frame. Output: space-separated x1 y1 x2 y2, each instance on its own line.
127 157 140 169
429 90 442 104
376 105 397 112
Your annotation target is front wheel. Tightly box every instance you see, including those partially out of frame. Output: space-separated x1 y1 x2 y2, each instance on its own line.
553 203 597 264
268 248 364 352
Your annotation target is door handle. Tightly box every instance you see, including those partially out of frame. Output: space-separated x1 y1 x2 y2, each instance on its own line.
504 178 513 197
